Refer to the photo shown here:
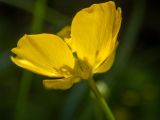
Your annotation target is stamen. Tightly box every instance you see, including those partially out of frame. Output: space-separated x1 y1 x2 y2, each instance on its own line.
59 66 73 78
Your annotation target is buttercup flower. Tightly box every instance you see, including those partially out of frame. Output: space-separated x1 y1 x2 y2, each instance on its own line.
11 1 121 89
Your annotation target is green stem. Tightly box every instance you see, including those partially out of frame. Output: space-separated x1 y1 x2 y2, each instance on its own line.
31 0 47 33
15 0 47 120
87 78 115 120
15 72 33 120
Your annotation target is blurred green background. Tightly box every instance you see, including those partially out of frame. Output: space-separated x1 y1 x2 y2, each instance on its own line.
0 0 160 120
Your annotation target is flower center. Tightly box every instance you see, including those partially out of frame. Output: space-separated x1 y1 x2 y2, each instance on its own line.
74 59 93 80
59 66 73 78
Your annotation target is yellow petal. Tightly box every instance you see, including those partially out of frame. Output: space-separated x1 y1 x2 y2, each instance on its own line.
11 34 75 77
93 42 118 73
113 7 122 43
57 26 71 39
71 1 119 68
43 77 80 90
11 56 60 77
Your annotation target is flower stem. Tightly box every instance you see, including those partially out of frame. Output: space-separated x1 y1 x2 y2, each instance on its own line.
15 72 33 120
87 78 115 120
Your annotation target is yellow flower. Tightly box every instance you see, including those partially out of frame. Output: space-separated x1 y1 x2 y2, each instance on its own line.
11 1 122 90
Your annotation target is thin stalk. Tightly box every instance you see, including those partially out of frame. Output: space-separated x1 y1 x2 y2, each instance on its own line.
87 78 115 120
15 72 33 120
15 0 47 120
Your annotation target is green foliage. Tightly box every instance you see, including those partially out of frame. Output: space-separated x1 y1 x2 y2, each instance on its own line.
0 0 160 120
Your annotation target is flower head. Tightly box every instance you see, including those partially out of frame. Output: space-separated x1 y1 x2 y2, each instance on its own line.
11 1 122 89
